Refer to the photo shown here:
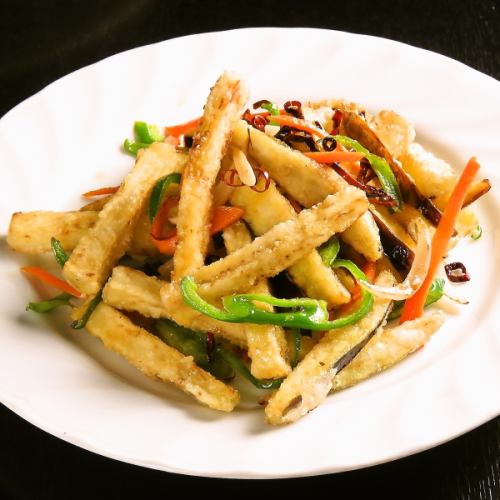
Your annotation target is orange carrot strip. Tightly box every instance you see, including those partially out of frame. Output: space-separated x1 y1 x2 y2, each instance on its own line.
268 115 325 138
82 186 119 199
400 157 480 323
304 151 365 163
21 267 82 298
165 117 202 137
152 206 244 255
150 196 179 240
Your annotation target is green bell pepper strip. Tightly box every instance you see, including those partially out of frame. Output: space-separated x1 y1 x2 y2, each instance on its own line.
148 172 182 222
318 236 340 267
180 259 373 331
214 346 283 389
26 293 72 314
155 319 234 380
388 278 445 320
50 237 69 267
290 329 302 368
123 138 150 156
134 121 164 144
261 101 280 116
333 135 402 210
124 121 165 156
71 289 103 329
155 319 281 388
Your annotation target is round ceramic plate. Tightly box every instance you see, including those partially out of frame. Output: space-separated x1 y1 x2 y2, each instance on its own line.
0 28 499 479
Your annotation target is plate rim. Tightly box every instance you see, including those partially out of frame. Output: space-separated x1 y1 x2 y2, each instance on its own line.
1 26 499 479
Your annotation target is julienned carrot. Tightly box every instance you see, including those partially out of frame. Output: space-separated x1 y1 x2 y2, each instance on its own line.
268 115 325 138
152 206 244 255
304 151 365 163
165 117 202 137
82 186 119 199
21 267 82 298
400 157 480 323
150 196 179 240
338 261 377 316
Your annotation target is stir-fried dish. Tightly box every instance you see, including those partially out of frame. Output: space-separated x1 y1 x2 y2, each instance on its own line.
7 72 490 424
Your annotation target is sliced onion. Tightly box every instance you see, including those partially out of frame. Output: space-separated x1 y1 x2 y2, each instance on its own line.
444 292 469 305
232 147 257 187
359 219 431 300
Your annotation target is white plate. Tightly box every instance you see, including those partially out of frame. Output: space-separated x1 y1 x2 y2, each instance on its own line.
1 28 499 479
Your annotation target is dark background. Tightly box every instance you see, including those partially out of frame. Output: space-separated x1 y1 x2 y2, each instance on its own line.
1 0 499 498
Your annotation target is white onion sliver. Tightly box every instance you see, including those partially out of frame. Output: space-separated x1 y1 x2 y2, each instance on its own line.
359 218 431 300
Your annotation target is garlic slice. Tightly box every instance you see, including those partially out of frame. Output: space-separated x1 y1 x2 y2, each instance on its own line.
232 147 256 186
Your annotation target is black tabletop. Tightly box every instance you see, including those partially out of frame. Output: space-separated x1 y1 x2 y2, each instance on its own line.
1 1 499 498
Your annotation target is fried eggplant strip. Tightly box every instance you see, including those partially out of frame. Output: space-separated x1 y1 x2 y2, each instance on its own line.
332 312 445 391
265 271 395 425
102 266 248 348
222 222 290 379
8 208 169 257
229 182 350 305
341 111 443 225
231 120 382 261
62 143 186 295
162 187 368 308
173 72 248 281
76 302 239 411
8 211 98 254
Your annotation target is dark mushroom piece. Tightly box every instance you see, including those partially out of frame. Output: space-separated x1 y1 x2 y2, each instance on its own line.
341 111 443 226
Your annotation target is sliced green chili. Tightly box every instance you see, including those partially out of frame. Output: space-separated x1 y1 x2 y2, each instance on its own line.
26 293 72 314
180 259 373 331
215 346 282 389
388 278 445 320
318 236 340 267
50 237 69 267
71 289 103 329
124 121 165 156
155 319 233 380
290 329 302 368
123 138 149 156
471 225 482 241
134 121 164 144
148 172 182 222
334 135 402 209
261 101 280 116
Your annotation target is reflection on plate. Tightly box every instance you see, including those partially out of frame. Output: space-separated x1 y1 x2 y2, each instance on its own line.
0 28 499 478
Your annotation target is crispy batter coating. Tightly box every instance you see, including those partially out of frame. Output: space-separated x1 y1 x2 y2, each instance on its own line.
80 302 239 411
63 143 186 295
223 222 290 379
173 72 248 280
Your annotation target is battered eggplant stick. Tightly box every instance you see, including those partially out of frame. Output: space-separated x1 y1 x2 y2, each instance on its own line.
222 222 290 379
172 72 248 281
332 312 445 392
62 143 186 295
72 302 239 411
102 266 248 348
230 182 350 306
231 120 382 262
265 271 395 425
7 209 158 256
161 186 368 310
